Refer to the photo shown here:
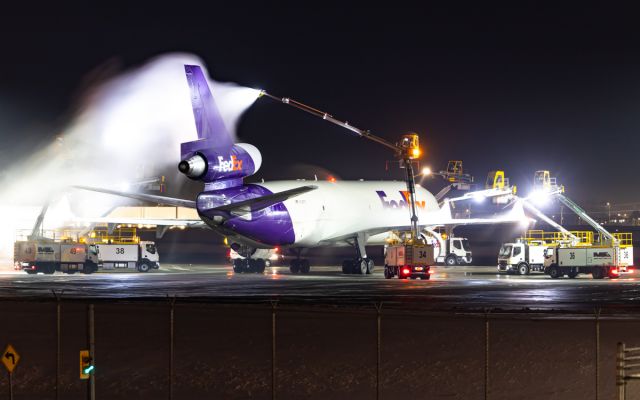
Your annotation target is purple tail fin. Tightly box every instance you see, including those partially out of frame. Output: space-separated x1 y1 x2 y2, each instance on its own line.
184 65 233 148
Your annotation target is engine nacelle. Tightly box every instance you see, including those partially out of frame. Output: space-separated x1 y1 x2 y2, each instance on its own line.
179 141 262 184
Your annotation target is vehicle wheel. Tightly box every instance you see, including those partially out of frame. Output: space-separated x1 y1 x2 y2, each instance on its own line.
445 255 457 266
366 258 374 274
26 270 36 275
567 270 579 279
548 266 561 279
354 259 367 275
299 259 310 274
137 262 151 273
592 267 605 279
422 274 431 280
255 259 266 273
384 265 393 279
517 263 530 276
44 265 55 275
290 260 300 274
341 260 353 274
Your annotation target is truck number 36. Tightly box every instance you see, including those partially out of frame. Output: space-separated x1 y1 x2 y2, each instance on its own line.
116 248 125 254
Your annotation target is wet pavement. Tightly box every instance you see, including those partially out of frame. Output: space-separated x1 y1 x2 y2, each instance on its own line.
1 264 640 312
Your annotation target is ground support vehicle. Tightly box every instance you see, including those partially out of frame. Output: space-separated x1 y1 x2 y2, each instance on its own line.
543 246 628 279
94 241 159 272
14 241 98 274
384 244 434 279
497 241 548 275
437 236 472 266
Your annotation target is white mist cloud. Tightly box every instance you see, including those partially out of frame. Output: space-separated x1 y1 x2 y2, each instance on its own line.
0 53 261 263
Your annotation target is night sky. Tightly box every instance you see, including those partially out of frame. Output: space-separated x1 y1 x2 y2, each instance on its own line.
1 4 639 205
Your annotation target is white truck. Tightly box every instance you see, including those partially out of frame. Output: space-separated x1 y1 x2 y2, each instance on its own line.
14 241 99 274
497 241 549 275
543 246 630 279
422 231 472 266
384 244 435 279
93 241 159 272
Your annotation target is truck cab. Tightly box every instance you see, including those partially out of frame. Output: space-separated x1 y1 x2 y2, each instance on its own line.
498 241 547 275
442 237 472 266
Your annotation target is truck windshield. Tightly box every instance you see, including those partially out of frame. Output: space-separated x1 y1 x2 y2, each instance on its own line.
499 245 512 257
461 240 470 251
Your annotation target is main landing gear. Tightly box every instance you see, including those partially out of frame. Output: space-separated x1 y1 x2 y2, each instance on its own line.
289 259 310 274
289 249 310 274
342 233 375 275
233 258 266 274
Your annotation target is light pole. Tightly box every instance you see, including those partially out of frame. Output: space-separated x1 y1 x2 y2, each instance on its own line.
606 202 611 224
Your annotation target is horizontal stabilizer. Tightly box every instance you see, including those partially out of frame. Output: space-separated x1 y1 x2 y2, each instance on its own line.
73 186 197 209
214 185 318 216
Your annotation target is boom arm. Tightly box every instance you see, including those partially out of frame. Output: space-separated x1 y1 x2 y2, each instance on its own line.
260 91 423 240
259 92 401 153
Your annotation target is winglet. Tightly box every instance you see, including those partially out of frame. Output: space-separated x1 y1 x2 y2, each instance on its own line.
184 65 233 148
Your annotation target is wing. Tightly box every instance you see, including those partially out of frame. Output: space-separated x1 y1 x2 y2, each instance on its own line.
73 185 197 208
73 185 318 217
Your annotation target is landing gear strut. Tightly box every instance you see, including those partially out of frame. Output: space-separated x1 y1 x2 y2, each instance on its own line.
342 233 374 275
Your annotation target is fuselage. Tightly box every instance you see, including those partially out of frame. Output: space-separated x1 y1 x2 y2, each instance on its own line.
197 180 439 248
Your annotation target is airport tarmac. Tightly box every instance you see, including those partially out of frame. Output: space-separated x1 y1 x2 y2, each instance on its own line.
1 264 640 312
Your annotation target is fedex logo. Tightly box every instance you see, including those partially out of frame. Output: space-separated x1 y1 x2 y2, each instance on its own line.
214 155 243 172
376 191 426 209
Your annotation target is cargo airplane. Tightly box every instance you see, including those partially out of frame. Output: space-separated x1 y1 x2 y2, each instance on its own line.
78 65 526 275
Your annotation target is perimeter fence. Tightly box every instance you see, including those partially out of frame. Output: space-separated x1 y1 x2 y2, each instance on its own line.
1 295 640 400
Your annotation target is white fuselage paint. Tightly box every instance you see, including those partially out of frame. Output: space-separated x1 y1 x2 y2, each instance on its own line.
255 180 439 247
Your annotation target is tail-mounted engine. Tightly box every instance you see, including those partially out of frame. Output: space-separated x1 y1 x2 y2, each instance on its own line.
179 140 262 187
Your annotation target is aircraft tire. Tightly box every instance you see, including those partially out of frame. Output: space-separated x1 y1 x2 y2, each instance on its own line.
254 259 266 273
354 258 367 275
383 265 393 279
366 258 374 274
232 259 244 273
290 260 300 274
299 259 310 274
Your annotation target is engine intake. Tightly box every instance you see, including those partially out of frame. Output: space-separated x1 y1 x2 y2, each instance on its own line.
178 154 207 179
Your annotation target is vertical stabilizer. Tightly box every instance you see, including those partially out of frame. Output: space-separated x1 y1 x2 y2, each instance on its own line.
184 65 233 148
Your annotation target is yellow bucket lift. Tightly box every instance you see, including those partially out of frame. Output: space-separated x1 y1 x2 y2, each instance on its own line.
613 233 633 248
87 227 140 244
521 230 593 246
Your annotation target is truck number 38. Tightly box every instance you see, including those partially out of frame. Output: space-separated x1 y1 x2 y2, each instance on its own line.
116 248 125 254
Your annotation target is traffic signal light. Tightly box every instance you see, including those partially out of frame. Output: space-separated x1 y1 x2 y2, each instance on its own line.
79 350 94 379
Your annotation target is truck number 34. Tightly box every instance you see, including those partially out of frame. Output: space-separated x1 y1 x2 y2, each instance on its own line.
569 252 575 260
